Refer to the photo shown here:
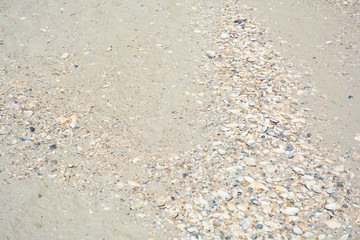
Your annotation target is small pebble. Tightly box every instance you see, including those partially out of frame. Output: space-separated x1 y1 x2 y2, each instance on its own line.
325 203 341 211
217 149 226 155
241 218 251 231
218 190 232 200
318 234 326 240
282 207 300 215
244 158 257 167
251 198 259 205
325 219 341 229
220 33 230 39
234 19 247 24
60 53 69 59
293 226 304 235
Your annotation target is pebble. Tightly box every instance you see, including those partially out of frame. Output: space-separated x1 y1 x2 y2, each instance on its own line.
282 207 300 215
292 167 305 175
128 180 141 187
244 158 257 167
168 210 179 219
218 190 232 200
217 149 226 155
156 197 167 207
187 227 197 233
325 219 342 229
177 224 186 230
241 218 252 231
60 53 69 59
49 144 57 150
318 234 326 240
303 231 314 238
354 133 360 141
220 33 230 39
293 226 304 235
234 19 247 24
244 176 255 183
340 234 350 240
325 203 341 211
334 165 344 172
250 198 259 205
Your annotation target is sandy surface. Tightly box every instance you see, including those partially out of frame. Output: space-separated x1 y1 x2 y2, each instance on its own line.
0 0 210 239
247 0 360 173
0 0 359 239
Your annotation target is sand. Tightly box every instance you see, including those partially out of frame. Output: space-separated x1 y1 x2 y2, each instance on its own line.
0 0 359 239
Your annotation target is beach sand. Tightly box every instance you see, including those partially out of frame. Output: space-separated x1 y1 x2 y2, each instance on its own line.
0 0 359 239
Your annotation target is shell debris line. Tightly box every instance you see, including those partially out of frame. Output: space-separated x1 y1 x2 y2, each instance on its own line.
0 0 359 239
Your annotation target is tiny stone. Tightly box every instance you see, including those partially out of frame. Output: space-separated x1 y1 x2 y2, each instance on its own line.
318 234 326 240
29 127 35 132
354 134 360 141
340 234 350 240
286 145 294 152
128 180 141 187
177 224 186 230
221 33 230 39
282 207 299 215
254 224 263 229
234 19 247 24
168 211 179 219
220 126 231 132
218 190 232 200
217 149 226 155
292 167 305 175
206 50 217 58
49 144 57 150
187 227 197 233
325 219 341 229
241 218 251 231
268 191 278 198
325 203 341 211
293 226 304 235
135 213 146 219
251 198 259 205
50 160 58 165
156 197 167 207
244 176 255 183
60 53 69 59
334 165 344 172
303 231 314 238
244 158 257 167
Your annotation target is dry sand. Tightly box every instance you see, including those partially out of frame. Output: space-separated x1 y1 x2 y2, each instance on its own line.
0 0 359 239
247 0 360 173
